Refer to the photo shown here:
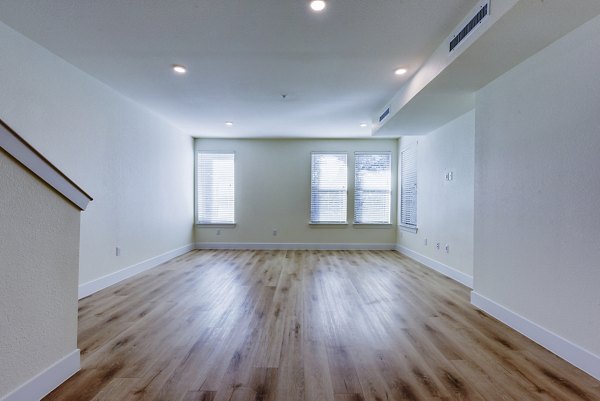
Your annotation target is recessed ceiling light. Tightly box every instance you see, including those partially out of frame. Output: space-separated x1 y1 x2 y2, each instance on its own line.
359 123 368 128
394 67 408 76
172 64 187 74
225 121 234 127
310 0 327 12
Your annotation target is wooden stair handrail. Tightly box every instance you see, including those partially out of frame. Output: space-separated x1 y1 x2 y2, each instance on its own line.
0 118 93 211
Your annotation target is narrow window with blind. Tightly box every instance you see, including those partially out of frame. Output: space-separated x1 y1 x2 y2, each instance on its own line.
196 152 235 224
354 152 392 224
310 152 348 224
400 146 417 231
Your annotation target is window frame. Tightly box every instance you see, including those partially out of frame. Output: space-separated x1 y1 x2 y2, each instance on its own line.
400 145 418 233
310 151 348 225
353 151 393 225
195 150 236 226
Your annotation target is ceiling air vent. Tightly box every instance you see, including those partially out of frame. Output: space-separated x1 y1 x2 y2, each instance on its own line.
379 107 390 123
449 1 490 53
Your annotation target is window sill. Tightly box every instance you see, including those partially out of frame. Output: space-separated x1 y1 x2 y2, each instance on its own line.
309 222 349 227
196 223 237 228
353 223 393 228
399 224 418 234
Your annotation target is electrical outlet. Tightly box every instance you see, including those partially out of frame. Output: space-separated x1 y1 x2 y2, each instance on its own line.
273 229 278 236
115 247 121 257
216 229 221 236
445 244 450 253
436 242 440 250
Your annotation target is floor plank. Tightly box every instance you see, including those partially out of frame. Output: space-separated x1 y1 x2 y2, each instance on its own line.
44 250 600 401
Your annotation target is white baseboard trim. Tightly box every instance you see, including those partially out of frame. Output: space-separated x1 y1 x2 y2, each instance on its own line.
471 292 600 381
1 349 80 401
395 245 473 288
78 243 195 299
195 242 396 251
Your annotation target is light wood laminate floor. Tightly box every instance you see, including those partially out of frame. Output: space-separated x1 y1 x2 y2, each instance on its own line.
45 250 600 401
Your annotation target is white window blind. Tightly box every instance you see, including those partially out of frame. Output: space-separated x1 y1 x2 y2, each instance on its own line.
311 152 347 223
354 152 392 224
196 152 235 224
400 146 417 227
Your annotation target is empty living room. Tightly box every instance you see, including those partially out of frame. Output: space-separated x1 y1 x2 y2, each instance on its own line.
1 0 600 400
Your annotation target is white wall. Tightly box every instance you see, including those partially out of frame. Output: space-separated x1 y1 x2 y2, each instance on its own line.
474 14 600 356
0 151 80 398
397 110 475 280
195 138 397 246
0 22 194 286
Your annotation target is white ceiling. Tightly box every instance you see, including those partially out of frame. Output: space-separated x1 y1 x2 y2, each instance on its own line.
374 0 600 136
0 0 480 138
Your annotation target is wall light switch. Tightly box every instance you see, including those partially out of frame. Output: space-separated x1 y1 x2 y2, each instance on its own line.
216 229 221 236
273 229 278 236
445 244 450 253
116 247 121 257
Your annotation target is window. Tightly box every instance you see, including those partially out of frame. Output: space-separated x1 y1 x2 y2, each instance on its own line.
310 152 347 223
400 146 417 230
354 152 392 224
196 152 235 224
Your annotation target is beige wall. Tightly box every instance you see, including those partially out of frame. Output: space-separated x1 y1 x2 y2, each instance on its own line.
0 151 80 398
474 14 600 355
195 138 397 246
397 110 475 277
0 22 194 286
